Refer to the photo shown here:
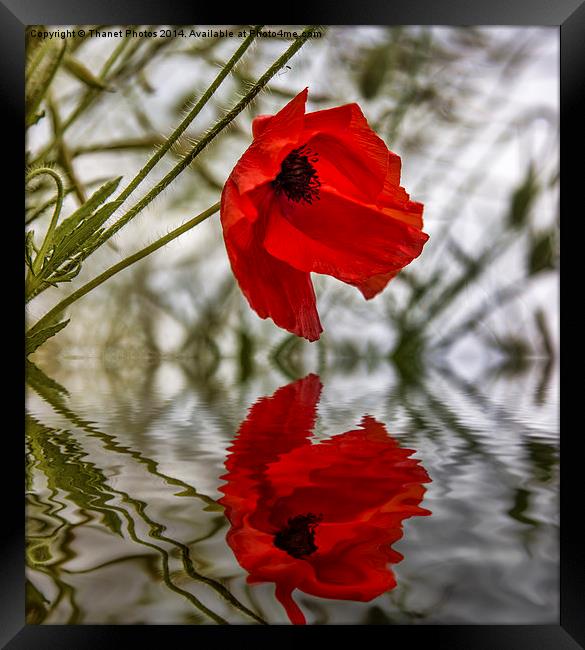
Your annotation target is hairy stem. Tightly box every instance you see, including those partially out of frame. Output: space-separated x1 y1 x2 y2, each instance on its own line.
27 202 220 338
112 26 263 210
98 25 320 245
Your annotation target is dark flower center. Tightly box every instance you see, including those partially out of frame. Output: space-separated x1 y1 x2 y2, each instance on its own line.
272 145 321 204
274 513 323 559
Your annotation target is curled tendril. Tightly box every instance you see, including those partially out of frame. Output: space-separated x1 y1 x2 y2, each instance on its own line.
26 167 65 276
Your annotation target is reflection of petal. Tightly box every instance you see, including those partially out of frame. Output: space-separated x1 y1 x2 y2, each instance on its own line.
219 375 431 624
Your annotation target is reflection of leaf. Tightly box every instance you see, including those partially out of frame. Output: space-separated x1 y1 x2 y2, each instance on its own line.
524 440 558 484
25 415 124 537
507 488 540 528
26 359 69 401
26 579 50 624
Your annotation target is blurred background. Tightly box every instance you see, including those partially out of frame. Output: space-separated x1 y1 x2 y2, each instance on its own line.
25 26 559 625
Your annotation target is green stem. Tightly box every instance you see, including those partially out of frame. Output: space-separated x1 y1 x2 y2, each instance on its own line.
48 93 87 205
27 202 220 339
99 25 320 245
26 188 75 226
26 168 65 277
112 26 263 210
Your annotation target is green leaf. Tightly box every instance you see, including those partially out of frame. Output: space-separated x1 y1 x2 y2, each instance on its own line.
53 176 122 246
52 198 123 270
26 319 70 356
63 54 113 91
25 177 124 300
25 231 36 272
49 259 82 283
25 39 67 127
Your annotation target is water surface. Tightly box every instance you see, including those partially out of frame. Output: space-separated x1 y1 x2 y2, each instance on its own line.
25 357 559 625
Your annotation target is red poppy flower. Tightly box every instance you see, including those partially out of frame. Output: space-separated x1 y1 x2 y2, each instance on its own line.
220 88 429 342
219 374 431 624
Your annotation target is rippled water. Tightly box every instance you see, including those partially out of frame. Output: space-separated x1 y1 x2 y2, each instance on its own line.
25 357 559 625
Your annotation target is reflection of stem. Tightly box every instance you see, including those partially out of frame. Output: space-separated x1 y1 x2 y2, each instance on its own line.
27 372 266 623
29 370 219 509
113 487 265 624
26 454 87 623
26 492 68 540
61 553 156 576
419 374 530 486
26 416 231 624
109 498 229 624
438 362 549 437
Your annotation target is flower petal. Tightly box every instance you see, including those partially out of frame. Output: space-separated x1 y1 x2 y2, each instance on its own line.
377 154 424 229
221 179 323 342
302 103 395 198
231 88 308 195
302 132 424 232
350 270 400 300
264 188 429 286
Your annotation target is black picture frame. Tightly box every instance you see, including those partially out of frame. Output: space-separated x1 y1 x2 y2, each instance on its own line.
10 2 577 647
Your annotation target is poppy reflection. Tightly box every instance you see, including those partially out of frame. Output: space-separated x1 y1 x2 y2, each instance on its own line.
219 374 431 624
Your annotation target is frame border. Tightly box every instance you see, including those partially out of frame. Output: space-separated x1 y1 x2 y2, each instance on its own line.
11 2 577 647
